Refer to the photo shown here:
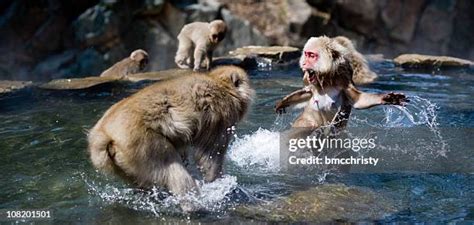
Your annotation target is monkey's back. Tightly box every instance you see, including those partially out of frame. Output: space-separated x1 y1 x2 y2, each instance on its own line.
102 74 241 142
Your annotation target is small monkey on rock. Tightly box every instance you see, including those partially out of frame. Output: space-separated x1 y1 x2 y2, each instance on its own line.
88 66 253 211
175 20 227 71
276 36 408 130
100 49 149 79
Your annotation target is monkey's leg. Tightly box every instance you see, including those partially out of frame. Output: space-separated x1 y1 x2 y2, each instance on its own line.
175 36 193 69
205 51 213 70
194 134 230 182
193 45 207 71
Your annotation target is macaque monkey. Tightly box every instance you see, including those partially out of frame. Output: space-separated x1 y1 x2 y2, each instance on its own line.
175 20 227 72
302 36 377 85
88 66 253 211
276 36 408 130
100 49 149 79
333 36 377 84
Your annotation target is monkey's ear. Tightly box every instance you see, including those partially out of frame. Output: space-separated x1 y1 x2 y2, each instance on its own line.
230 72 241 87
331 49 340 59
330 42 348 59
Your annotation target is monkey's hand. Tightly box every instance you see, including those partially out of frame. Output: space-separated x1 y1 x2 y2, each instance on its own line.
382 92 409 106
275 101 288 114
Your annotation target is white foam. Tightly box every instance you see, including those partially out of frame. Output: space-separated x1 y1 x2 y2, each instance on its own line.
228 128 281 172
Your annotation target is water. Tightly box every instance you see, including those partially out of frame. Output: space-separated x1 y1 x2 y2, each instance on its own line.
0 63 473 223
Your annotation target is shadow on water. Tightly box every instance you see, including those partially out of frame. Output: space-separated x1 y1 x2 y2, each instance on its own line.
0 64 473 223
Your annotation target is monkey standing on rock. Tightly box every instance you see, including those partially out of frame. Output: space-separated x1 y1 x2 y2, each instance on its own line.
88 66 254 211
276 36 408 131
175 20 227 71
100 49 149 79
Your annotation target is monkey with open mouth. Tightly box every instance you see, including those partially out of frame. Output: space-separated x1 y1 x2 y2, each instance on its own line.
275 36 408 131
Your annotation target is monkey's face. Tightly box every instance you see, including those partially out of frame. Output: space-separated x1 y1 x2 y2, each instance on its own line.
299 36 349 85
209 20 227 44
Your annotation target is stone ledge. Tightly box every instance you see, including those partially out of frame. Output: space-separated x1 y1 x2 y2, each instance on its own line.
394 54 473 68
0 80 33 94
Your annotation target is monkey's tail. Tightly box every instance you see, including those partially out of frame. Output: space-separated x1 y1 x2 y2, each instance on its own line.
88 128 117 174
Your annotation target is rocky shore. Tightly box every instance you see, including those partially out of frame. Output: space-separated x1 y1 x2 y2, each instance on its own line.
0 0 472 81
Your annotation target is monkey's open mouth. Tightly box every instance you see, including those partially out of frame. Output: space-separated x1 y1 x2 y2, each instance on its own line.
306 69 317 84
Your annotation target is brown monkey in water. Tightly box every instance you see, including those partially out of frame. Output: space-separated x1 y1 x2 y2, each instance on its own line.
100 49 149 79
88 66 253 211
275 36 408 130
175 20 227 71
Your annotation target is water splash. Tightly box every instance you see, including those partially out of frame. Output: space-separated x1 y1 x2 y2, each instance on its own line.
228 128 281 172
83 173 238 216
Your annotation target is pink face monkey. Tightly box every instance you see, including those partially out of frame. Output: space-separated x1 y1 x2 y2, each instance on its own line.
276 36 408 129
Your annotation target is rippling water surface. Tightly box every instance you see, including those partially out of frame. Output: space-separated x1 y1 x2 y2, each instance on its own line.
0 63 473 223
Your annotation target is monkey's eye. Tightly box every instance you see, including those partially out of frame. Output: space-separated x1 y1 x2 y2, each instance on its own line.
304 51 318 59
212 34 219 40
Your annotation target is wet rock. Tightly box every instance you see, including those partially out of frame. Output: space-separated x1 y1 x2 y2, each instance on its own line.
235 184 398 223
394 54 474 68
38 69 192 90
126 69 190 82
38 77 117 90
0 80 33 94
224 46 301 68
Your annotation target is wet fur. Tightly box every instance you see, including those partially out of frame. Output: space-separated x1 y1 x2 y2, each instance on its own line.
88 66 254 198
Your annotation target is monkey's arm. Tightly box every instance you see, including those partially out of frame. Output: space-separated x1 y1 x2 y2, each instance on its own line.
344 84 408 109
193 44 207 71
275 87 313 113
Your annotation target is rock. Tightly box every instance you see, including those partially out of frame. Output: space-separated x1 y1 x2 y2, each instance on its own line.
227 46 301 68
185 2 220 23
74 49 108 77
381 0 425 43
158 2 187 38
285 0 312 35
126 69 190 82
394 54 474 68
38 77 118 90
134 0 166 16
0 80 33 94
32 50 79 80
73 5 120 47
335 0 379 35
218 9 269 56
38 68 192 90
124 20 177 71
235 184 398 223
